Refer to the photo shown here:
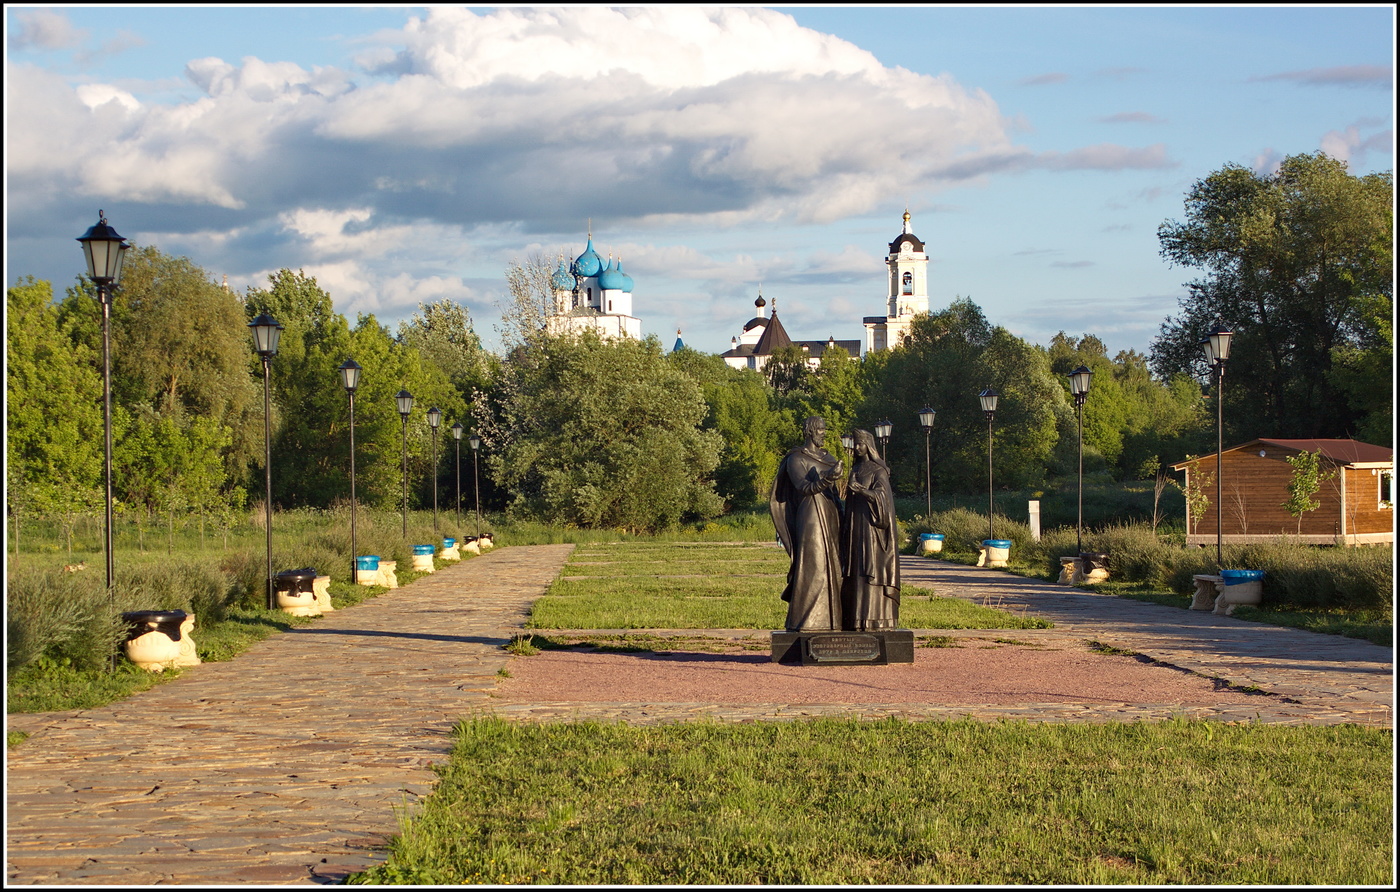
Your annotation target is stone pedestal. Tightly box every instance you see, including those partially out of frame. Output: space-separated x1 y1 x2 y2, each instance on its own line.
440 544 461 561
411 553 436 573
1058 556 1078 584
313 575 333 612
377 561 398 589
1191 575 1222 611
770 629 914 665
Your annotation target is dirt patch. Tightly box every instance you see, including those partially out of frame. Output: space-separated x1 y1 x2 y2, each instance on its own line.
494 639 1274 707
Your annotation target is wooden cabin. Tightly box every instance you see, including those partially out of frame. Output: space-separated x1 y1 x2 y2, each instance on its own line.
1171 439 1393 546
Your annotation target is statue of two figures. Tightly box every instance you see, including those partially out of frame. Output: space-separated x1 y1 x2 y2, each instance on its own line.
770 416 901 633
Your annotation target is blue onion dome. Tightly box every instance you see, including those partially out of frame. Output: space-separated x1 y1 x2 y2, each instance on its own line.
598 257 628 290
570 237 604 278
616 257 634 292
551 258 573 291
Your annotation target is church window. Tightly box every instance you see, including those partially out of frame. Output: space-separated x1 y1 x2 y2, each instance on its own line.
902 271 913 294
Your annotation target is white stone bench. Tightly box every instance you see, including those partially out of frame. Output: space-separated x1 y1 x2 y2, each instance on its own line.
1191 573 1263 616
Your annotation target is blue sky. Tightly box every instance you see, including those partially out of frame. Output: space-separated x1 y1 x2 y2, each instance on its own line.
5 5 1394 360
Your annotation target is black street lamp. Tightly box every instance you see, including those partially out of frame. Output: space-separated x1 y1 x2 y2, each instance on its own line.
468 433 482 539
1201 324 1233 571
918 406 936 519
427 407 442 532
249 312 284 609
339 359 362 583
1068 366 1093 555
396 390 414 538
874 419 892 461
979 387 999 542
840 432 855 453
451 422 464 527
76 210 129 595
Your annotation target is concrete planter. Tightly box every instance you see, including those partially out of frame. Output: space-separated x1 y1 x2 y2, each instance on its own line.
411 545 436 574
122 610 200 672
978 539 1011 568
461 536 482 555
919 533 945 555
356 556 381 587
439 537 461 561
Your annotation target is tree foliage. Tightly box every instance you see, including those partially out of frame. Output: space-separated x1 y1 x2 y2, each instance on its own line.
6 277 104 548
1282 449 1335 534
483 331 723 532
1153 152 1393 443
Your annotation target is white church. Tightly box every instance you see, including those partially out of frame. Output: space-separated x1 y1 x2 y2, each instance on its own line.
862 209 931 353
545 210 934 357
546 232 642 340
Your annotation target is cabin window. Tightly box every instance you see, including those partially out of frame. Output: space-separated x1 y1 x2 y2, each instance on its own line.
1380 470 1394 509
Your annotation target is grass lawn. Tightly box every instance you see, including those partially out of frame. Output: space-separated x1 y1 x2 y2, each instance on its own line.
527 542 1051 631
349 717 1394 886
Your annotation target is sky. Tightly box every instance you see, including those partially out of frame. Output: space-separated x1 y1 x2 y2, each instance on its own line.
4 5 1395 361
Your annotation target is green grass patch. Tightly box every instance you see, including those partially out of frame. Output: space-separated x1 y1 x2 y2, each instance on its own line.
534 541 1050 631
348 716 1394 886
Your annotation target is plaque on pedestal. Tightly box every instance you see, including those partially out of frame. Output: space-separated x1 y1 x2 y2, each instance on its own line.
770 629 914 665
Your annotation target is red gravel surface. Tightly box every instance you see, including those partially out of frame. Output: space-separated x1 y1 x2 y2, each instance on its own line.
497 640 1268 707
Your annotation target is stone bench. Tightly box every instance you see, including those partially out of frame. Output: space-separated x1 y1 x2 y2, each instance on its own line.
1191 574 1263 616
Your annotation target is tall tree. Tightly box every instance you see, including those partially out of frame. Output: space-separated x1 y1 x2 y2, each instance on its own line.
668 348 791 508
58 246 263 480
397 298 496 405
485 331 723 532
6 277 104 551
1153 152 1393 441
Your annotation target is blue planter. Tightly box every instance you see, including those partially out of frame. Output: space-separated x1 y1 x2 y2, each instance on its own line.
355 555 380 572
919 533 945 542
412 544 436 556
1220 569 1264 586
442 537 456 548
983 539 1012 549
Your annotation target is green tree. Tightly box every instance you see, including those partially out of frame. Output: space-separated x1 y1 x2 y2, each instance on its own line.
865 300 1058 495
486 331 723 532
1282 449 1336 534
243 272 467 510
397 298 496 405
668 348 791 507
6 277 104 552
1153 152 1393 441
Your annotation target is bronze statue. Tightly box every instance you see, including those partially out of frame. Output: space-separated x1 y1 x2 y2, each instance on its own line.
841 429 901 630
770 416 844 631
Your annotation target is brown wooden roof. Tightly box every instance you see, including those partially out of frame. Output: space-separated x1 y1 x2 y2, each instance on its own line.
1171 438 1393 470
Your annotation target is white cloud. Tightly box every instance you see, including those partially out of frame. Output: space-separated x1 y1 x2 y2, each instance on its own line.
9 9 86 50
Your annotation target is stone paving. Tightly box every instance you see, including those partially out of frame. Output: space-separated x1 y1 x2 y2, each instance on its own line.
5 545 1393 885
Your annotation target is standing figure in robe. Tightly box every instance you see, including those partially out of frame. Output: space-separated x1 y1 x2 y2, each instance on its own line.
841 429 901 630
770 416 845 631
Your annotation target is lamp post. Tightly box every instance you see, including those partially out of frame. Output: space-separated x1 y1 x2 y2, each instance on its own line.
76 211 129 595
1201 324 1233 571
918 406 936 519
396 390 414 538
451 422 464 527
338 359 362 583
427 407 442 532
874 419 892 461
468 433 482 538
1068 366 1093 555
249 312 284 609
979 387 999 542
840 432 855 453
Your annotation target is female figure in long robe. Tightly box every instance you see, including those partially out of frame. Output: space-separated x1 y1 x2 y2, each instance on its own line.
841 429 900 630
770 416 844 631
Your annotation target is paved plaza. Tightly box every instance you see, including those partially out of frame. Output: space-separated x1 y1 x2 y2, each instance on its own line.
5 544 1393 885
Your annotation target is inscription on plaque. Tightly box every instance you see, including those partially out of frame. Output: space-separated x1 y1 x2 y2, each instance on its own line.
805 634 881 663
